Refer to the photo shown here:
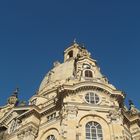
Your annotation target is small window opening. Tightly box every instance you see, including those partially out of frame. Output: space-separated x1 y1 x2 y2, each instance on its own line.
85 70 93 78
47 112 56 122
68 50 73 58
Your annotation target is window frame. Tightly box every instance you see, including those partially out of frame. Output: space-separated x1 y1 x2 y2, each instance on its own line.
86 121 103 140
47 112 56 122
85 92 100 105
84 70 93 78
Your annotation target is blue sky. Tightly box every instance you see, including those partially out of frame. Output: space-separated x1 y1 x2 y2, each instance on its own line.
0 0 140 109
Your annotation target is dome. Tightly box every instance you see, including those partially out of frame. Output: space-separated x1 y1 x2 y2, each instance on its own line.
38 42 109 94
38 42 83 93
39 59 75 92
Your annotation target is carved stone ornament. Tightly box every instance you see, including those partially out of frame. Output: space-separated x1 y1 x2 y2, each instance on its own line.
60 105 78 121
79 48 91 58
17 126 38 140
67 106 78 114
107 109 122 123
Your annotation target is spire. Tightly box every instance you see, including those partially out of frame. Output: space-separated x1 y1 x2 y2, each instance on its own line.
129 100 134 107
13 88 19 97
73 38 77 44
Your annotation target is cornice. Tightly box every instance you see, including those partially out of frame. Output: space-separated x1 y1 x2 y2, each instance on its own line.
64 43 81 53
0 104 13 110
59 81 114 92
57 81 124 99
17 109 40 120
38 98 56 109
40 105 56 116
38 86 58 96
123 110 140 125
29 94 50 102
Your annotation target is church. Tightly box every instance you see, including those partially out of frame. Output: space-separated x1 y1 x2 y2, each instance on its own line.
0 42 140 140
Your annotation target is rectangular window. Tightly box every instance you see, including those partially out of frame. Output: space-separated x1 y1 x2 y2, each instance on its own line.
47 113 56 122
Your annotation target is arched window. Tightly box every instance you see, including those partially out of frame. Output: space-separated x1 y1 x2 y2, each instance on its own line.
86 121 103 140
85 70 93 78
68 50 73 58
47 135 56 140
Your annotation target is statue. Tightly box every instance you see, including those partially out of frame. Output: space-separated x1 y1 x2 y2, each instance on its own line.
7 88 19 106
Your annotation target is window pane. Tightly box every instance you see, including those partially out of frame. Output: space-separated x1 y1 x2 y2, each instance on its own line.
85 70 93 78
85 92 100 105
86 122 103 140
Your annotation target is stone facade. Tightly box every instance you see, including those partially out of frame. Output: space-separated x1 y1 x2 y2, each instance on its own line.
0 42 140 140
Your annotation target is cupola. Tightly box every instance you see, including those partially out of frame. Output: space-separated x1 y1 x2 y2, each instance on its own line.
64 41 91 62
64 42 80 62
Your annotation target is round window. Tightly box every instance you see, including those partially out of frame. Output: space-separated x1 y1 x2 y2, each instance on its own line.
85 92 100 104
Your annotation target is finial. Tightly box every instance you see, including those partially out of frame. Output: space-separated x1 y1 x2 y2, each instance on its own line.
13 88 19 97
129 99 135 110
129 100 134 107
73 38 77 44
128 99 139 114
81 43 86 49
